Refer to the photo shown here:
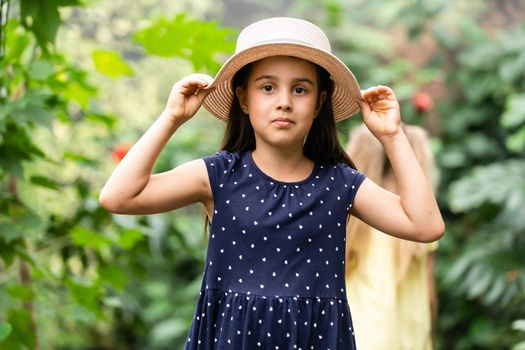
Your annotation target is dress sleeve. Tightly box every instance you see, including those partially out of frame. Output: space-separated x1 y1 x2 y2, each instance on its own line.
202 151 236 201
341 165 366 212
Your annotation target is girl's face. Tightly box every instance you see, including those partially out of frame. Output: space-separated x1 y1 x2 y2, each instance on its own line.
236 56 326 150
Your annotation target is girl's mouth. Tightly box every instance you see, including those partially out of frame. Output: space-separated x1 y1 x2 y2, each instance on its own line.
272 118 294 128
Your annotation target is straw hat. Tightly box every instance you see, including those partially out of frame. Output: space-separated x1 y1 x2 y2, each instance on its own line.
203 17 361 122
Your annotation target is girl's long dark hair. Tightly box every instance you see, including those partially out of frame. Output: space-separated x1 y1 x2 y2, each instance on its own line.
220 60 356 169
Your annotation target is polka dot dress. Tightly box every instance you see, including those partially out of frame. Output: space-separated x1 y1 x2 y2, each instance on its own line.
185 151 366 349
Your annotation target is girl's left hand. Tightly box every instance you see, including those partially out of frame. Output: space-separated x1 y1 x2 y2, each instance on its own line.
358 86 401 142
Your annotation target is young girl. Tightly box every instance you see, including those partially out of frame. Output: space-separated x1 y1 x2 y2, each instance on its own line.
99 17 444 349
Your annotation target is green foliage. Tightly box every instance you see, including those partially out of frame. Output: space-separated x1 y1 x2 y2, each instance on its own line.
0 323 13 342
2 0 525 349
133 13 237 72
513 320 525 350
19 0 83 51
419 10 525 350
0 1 229 349
91 49 134 78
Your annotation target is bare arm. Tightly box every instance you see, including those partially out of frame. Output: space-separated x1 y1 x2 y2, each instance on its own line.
352 86 444 242
99 74 215 215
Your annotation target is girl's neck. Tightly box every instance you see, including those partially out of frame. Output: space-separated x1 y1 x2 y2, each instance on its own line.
251 145 314 183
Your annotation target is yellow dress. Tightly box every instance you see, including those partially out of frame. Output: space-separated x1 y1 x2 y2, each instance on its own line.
346 228 436 350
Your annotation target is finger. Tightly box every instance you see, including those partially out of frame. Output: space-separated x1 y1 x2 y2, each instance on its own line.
357 96 371 116
362 86 396 103
195 85 216 104
176 78 210 96
185 73 214 90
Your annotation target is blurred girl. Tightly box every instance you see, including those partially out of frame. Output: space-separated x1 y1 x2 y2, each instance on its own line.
346 123 439 350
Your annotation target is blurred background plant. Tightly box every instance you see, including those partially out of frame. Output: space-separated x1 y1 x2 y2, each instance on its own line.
0 0 524 349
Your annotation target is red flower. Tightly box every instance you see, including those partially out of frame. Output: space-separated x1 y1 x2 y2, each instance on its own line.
412 92 434 112
112 143 130 163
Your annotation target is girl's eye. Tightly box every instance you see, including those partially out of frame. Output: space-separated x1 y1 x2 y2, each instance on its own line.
262 85 274 92
294 87 307 94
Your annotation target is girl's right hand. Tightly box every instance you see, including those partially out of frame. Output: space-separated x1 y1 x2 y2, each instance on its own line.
163 73 215 124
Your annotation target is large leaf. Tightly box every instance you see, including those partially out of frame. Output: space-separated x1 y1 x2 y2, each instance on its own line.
133 14 236 72
98 265 128 291
28 59 56 81
71 227 114 251
448 160 525 212
117 228 145 250
445 232 525 308
0 322 12 342
91 50 134 78
501 94 525 129
66 278 104 319
20 0 82 49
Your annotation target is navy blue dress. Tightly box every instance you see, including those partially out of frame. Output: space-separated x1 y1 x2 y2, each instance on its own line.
184 150 366 349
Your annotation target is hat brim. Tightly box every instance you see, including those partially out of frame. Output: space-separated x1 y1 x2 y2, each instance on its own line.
202 43 361 122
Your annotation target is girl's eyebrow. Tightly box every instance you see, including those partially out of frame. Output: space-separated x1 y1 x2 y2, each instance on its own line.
254 75 315 86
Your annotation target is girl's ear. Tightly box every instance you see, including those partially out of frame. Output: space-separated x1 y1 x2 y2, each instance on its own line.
315 91 328 117
236 86 248 114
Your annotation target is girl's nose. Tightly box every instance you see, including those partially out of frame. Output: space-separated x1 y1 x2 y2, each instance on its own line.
276 91 292 112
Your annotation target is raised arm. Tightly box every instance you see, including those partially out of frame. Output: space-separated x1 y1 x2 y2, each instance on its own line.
99 74 215 215
352 86 444 242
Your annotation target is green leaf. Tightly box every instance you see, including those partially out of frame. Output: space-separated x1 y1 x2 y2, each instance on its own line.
6 309 35 349
133 14 236 72
513 320 525 332
84 112 117 128
512 342 525 350
4 19 31 61
20 0 82 50
63 152 98 166
61 81 95 108
0 210 44 242
448 160 525 212
118 228 144 249
31 2 61 50
91 50 134 78
3 91 55 126
15 210 47 240
0 217 22 243
30 175 60 190
0 322 12 342
98 265 128 291
28 59 55 81
506 125 525 154
71 227 113 251
501 94 525 128
67 279 104 319
6 284 36 301
150 318 187 344
499 51 525 83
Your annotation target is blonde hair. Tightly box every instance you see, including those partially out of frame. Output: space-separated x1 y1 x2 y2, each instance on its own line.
345 124 437 283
